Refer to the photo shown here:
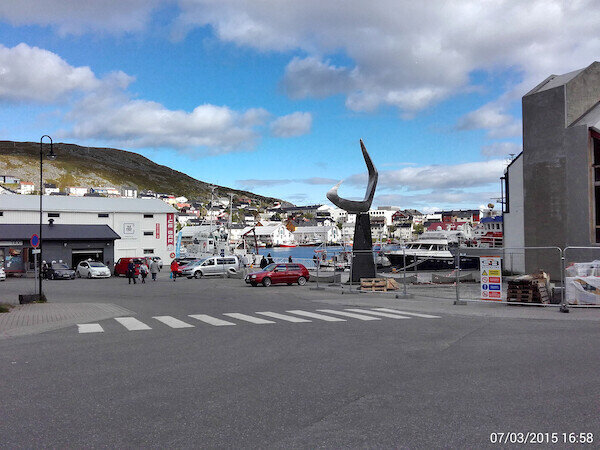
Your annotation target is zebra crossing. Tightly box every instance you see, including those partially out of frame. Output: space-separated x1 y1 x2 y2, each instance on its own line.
76 308 441 334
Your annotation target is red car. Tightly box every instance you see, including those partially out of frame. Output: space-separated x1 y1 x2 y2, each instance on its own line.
114 257 150 276
245 263 310 287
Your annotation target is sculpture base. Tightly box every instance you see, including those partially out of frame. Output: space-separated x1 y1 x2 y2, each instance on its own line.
351 213 376 282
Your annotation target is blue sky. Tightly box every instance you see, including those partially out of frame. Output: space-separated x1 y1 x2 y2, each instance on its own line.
0 1 598 211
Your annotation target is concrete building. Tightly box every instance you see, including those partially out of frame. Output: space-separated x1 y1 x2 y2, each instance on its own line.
19 181 35 194
504 61 600 276
0 194 178 268
0 224 120 274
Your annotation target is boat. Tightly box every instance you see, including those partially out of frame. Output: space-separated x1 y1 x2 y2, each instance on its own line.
383 228 479 271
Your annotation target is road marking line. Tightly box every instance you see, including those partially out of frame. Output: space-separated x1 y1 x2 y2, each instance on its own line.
344 309 411 319
316 309 381 321
77 323 104 333
255 312 312 323
153 316 195 328
372 308 441 319
223 313 275 324
188 314 236 326
286 310 346 322
114 317 152 330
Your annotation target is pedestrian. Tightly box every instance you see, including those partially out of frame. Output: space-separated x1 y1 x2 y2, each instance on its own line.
267 253 273 264
288 255 293 263
313 254 319 268
260 256 268 269
241 254 248 268
127 260 137 284
150 258 160 281
139 262 149 283
170 259 179 282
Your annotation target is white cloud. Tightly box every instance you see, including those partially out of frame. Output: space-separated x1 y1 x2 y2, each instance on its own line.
456 105 522 138
67 92 270 153
0 0 162 35
481 142 521 158
270 112 312 137
0 43 106 102
347 159 506 191
282 57 353 99
374 190 499 210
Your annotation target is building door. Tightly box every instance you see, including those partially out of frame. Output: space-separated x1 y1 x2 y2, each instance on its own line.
72 249 104 268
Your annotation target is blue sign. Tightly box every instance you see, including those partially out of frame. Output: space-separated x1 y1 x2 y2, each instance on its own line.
489 284 501 291
30 234 39 248
220 249 225 257
482 284 488 290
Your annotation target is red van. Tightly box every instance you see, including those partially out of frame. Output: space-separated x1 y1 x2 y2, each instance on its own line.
245 263 310 287
114 257 150 276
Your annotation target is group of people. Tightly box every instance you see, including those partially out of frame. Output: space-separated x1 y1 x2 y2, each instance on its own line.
126 259 161 284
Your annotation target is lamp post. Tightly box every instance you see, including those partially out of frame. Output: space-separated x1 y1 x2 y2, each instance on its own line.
39 135 56 300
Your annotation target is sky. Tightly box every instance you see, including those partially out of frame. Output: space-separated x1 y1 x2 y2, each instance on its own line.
0 1 599 212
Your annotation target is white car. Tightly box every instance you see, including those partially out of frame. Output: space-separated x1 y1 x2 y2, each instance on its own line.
0 267 5 281
76 261 111 278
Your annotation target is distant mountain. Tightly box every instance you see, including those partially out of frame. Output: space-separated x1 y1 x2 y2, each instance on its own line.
0 141 290 206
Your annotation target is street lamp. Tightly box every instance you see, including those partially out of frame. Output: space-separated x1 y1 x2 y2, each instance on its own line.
39 135 56 300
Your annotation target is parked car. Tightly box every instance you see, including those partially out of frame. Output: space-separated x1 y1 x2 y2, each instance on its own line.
182 256 240 279
46 262 76 280
0 267 5 281
76 260 111 278
245 263 309 287
114 257 149 276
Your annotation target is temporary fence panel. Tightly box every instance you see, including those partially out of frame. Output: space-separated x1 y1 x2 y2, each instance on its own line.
563 247 600 308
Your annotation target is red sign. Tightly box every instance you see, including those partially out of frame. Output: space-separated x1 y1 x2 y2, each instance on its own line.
489 276 501 283
488 292 502 299
170 252 175 258
156 223 160 239
166 213 175 249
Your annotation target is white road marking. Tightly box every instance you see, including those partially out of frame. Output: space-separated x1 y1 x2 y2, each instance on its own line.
316 309 381 321
223 313 275 324
188 314 236 326
255 312 312 323
77 323 104 333
372 308 441 319
286 310 346 322
114 317 152 331
153 316 195 328
344 309 411 319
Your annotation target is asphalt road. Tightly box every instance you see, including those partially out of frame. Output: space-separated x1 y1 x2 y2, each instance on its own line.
1 273 599 448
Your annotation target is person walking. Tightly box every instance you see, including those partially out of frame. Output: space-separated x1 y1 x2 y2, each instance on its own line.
127 260 137 284
267 253 274 264
259 256 268 269
170 259 179 282
288 255 293 263
150 258 160 281
139 262 149 284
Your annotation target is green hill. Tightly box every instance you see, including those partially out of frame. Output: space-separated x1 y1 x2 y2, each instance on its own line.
0 141 288 205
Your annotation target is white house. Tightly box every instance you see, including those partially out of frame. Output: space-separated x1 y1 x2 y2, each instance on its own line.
66 186 89 196
292 225 341 245
121 187 138 198
0 194 178 264
19 181 35 194
241 224 294 247
44 183 60 195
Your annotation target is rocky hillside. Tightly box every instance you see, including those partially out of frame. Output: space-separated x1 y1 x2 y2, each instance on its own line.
0 141 288 205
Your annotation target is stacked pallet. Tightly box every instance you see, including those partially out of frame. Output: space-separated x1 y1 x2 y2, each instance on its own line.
360 278 399 292
507 272 550 304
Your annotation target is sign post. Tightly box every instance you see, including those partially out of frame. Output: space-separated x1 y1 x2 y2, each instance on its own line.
480 256 502 301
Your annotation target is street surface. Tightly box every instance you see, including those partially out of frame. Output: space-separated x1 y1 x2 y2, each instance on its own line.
1 273 599 448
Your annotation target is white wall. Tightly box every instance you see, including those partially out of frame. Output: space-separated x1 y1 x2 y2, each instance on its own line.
504 155 525 273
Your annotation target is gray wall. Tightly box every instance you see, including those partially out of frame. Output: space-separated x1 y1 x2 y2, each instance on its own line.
41 241 115 269
504 155 525 273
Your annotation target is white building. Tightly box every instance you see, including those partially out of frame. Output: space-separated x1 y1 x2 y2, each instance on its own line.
19 181 35 194
241 224 294 247
91 187 120 197
66 186 89 196
292 225 341 245
0 194 178 264
122 186 138 198
44 184 60 195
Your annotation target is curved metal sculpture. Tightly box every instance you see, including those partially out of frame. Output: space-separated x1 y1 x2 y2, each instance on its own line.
326 139 378 213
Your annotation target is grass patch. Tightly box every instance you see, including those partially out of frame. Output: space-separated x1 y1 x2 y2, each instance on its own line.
0 303 14 313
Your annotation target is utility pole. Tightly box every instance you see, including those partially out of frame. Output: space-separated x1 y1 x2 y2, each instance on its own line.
209 185 217 236
229 192 234 226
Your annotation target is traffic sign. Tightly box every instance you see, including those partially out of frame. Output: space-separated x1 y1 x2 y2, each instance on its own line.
170 252 175 258
30 234 39 248
220 249 225 257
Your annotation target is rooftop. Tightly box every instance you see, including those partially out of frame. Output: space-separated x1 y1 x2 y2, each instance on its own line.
0 224 121 240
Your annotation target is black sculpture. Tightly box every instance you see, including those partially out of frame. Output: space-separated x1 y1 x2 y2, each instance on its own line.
327 139 378 282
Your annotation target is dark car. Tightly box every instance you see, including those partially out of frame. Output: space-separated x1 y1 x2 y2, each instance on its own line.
114 257 150 276
245 263 309 287
46 262 76 280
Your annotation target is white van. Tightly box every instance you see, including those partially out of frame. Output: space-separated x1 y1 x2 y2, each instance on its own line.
181 255 240 278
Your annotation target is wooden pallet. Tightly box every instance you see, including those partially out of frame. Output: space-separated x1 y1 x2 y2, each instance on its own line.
361 278 388 292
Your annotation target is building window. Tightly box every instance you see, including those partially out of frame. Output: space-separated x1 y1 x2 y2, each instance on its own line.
0 212 3 216
144 214 154 218
98 213 109 218
143 249 154 254
48 212 60 218
143 231 154 236
593 135 600 243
